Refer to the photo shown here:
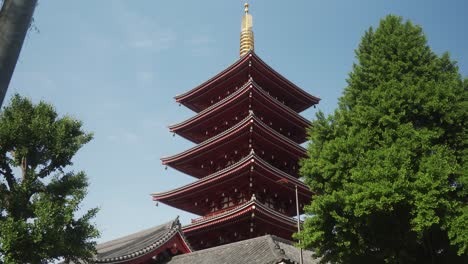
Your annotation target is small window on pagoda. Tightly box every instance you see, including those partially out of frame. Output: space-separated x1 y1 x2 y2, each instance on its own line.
256 192 265 203
221 196 234 209
210 201 219 213
278 201 286 213
265 197 275 209
237 192 247 204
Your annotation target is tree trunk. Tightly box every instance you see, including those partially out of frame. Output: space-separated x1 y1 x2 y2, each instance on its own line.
0 0 37 107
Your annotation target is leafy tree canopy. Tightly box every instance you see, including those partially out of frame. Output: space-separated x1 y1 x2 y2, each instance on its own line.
298 15 467 263
0 95 99 263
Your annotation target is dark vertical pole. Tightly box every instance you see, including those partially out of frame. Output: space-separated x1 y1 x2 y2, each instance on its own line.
295 185 303 264
0 0 38 107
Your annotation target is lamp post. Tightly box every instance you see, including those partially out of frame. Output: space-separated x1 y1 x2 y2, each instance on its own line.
277 178 303 264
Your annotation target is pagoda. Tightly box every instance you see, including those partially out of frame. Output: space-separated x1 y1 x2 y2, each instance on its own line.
152 3 320 251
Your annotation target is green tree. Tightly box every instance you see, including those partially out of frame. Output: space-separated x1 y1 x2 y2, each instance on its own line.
0 95 99 263
298 15 467 263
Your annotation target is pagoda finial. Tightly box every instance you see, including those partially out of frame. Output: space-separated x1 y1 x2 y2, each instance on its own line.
240 2 254 57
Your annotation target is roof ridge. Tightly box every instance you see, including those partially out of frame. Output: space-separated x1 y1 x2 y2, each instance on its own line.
250 79 311 126
175 51 251 101
169 79 252 130
153 153 254 197
170 234 276 260
153 152 310 201
96 217 178 250
182 199 298 231
162 112 254 162
153 152 311 203
250 52 320 103
95 217 183 263
162 111 305 165
265 235 288 261
170 78 311 136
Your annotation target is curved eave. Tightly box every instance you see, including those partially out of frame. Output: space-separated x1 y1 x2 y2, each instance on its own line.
182 199 297 233
252 78 311 128
174 52 251 103
162 114 252 165
175 51 320 113
169 80 251 133
95 218 192 264
250 52 321 108
96 232 190 264
154 154 252 203
169 79 311 142
153 153 311 207
162 112 305 165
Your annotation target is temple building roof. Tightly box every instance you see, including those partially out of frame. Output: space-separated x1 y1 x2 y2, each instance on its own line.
165 235 320 264
80 217 192 263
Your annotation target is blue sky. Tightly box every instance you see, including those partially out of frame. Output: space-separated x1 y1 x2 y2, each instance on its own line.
5 0 468 243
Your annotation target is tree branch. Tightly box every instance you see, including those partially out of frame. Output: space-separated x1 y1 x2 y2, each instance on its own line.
21 156 27 181
37 164 54 178
0 162 16 191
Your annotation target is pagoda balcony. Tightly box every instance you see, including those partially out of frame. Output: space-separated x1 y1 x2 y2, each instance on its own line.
154 152 313 217
175 51 320 113
182 196 299 250
162 112 306 179
190 204 243 223
169 79 311 144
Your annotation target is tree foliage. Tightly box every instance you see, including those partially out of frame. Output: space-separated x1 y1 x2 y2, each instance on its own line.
298 15 467 263
0 95 99 263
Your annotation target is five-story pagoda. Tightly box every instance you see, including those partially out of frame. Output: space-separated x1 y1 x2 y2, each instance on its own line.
152 3 320 251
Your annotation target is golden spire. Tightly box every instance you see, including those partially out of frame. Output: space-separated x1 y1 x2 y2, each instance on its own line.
240 2 254 57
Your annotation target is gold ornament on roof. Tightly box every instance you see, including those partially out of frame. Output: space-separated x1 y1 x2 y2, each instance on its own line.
240 2 254 57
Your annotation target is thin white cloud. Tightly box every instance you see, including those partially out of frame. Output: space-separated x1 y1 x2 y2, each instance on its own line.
187 35 214 46
129 29 177 51
141 118 167 130
113 1 177 53
185 33 216 57
135 71 155 87
107 130 140 144
17 72 57 91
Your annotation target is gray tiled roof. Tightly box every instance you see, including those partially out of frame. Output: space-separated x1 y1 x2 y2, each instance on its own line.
94 217 190 263
165 235 319 264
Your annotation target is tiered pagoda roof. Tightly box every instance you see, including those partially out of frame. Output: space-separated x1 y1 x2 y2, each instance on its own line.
153 2 319 251
174 52 320 114
155 151 312 217
162 111 307 178
169 79 312 144
181 196 300 250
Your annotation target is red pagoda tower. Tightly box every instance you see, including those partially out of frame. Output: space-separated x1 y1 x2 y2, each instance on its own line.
152 3 320 251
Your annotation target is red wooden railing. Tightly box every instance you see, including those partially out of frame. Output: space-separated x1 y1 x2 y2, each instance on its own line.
191 204 243 223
